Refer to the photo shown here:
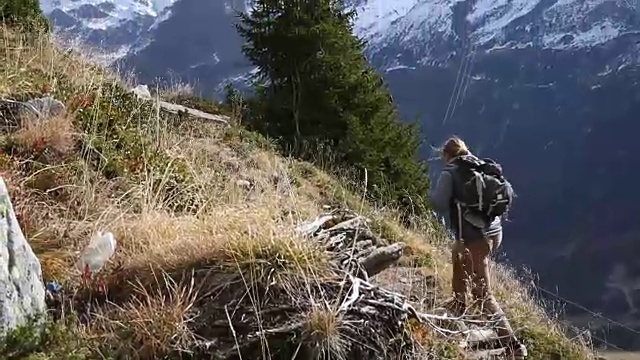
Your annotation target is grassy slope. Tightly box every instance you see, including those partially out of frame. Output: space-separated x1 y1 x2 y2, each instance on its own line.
0 26 595 360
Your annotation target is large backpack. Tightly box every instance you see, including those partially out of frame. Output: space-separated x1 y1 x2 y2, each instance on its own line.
449 155 514 226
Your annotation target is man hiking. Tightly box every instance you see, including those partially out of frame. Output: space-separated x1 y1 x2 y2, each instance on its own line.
429 136 527 358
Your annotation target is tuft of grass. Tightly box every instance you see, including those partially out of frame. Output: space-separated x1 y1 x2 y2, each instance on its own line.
303 304 349 359
89 274 198 359
103 207 332 294
11 114 75 158
157 81 194 102
168 93 226 116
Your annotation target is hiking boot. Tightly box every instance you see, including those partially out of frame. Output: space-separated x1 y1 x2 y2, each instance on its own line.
504 338 528 359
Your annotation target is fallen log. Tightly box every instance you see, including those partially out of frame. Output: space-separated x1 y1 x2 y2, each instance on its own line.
130 85 229 125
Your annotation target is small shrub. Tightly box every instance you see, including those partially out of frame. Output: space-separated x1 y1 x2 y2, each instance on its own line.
169 94 224 115
0 316 95 360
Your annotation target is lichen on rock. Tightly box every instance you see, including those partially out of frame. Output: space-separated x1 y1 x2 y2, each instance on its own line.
0 176 46 335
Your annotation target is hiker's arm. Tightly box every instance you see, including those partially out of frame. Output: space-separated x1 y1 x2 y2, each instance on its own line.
429 171 452 214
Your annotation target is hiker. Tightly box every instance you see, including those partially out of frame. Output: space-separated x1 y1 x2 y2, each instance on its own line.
429 136 528 358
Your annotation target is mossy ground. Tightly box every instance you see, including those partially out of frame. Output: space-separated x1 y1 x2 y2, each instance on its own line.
0 26 595 360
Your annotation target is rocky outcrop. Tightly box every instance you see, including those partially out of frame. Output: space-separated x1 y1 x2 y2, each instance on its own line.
0 177 46 334
0 97 66 132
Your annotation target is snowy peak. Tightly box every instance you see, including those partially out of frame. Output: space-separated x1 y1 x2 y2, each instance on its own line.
540 0 639 48
42 0 640 48
351 0 640 65
41 0 640 68
39 0 182 64
352 0 456 40
40 0 177 29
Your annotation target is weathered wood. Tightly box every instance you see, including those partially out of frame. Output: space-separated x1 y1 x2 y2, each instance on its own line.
178 209 512 359
360 242 405 276
130 85 229 124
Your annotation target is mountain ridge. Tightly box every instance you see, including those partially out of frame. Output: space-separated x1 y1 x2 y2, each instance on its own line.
41 0 640 67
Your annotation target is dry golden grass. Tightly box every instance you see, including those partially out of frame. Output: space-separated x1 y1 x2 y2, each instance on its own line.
490 264 595 358
88 273 199 359
304 304 349 358
0 26 110 98
157 81 195 102
106 207 332 289
0 25 599 360
14 113 75 155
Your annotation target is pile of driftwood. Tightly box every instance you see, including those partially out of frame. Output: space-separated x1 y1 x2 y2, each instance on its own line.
184 209 501 360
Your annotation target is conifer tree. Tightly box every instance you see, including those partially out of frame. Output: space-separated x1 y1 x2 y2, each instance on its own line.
0 0 49 31
237 0 431 215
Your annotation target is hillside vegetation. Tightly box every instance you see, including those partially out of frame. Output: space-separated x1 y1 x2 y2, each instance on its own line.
0 3 596 360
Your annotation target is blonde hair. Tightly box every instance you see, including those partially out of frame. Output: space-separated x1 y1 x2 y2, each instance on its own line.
441 136 470 159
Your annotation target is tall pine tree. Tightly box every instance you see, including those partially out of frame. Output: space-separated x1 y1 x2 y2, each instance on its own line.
237 0 430 216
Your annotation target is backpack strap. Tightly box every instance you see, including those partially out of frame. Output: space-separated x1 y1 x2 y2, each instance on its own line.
456 202 463 241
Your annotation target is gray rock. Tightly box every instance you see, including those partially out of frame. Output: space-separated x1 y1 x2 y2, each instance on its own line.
131 84 151 99
19 96 66 119
0 177 46 335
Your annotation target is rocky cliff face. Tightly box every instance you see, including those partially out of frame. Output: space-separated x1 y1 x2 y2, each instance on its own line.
0 177 46 334
41 0 640 348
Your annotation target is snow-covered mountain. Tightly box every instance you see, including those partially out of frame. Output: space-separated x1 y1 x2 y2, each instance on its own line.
40 0 180 63
40 0 177 25
42 0 640 349
42 0 640 65
357 0 640 76
354 0 640 68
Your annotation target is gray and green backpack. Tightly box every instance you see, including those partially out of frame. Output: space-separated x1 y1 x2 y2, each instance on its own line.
448 155 514 227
